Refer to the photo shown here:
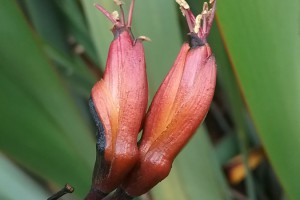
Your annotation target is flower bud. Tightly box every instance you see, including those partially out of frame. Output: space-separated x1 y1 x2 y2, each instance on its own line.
85 1 148 199
119 0 217 197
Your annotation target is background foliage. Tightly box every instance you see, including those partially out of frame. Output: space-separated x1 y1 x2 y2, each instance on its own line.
0 0 299 199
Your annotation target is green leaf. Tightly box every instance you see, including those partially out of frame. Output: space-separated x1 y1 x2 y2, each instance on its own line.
44 44 96 97
54 0 99 63
0 1 94 197
24 0 70 54
81 0 117 68
0 153 49 200
130 0 183 93
217 0 300 199
215 133 239 165
208 21 257 200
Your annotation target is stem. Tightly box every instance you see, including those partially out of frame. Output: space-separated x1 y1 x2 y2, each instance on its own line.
204 0 216 37
202 14 207 37
184 9 195 33
94 4 118 24
119 5 126 25
47 184 74 200
127 0 135 27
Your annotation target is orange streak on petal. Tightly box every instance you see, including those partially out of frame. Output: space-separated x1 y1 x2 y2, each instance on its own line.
91 30 148 193
91 80 119 159
140 43 190 153
150 45 216 160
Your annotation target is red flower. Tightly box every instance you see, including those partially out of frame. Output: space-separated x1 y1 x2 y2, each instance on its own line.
85 1 148 199
120 0 217 197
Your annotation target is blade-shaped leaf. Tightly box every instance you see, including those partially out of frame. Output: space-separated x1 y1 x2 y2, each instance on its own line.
0 1 95 197
217 0 300 199
0 153 49 200
24 0 70 54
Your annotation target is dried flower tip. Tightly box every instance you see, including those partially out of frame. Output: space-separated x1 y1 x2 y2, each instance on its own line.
209 0 215 4
202 2 208 12
202 1 215 17
194 14 202 33
114 0 124 6
175 0 190 9
179 6 186 16
137 36 151 42
201 2 211 15
111 11 120 21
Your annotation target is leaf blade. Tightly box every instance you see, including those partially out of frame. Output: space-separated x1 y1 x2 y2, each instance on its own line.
217 0 300 199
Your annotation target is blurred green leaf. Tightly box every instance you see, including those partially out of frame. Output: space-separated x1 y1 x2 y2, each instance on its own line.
217 0 300 199
81 0 183 92
81 0 116 67
0 1 95 197
215 133 239 165
0 153 49 200
130 0 182 93
44 44 95 97
24 0 70 54
208 20 257 199
54 0 99 63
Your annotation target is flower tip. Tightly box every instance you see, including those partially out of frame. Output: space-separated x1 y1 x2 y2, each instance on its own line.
179 7 186 16
203 2 209 12
194 14 202 33
111 11 120 21
175 0 190 10
137 36 151 42
94 3 100 8
179 0 216 39
94 3 118 25
114 0 124 6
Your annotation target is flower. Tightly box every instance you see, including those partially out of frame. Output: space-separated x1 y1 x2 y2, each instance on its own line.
120 0 217 197
85 1 148 198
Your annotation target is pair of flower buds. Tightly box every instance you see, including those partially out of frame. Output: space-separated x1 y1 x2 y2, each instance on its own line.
85 0 217 199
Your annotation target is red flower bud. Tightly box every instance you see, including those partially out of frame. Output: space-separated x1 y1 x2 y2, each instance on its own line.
119 0 217 197
85 1 148 199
